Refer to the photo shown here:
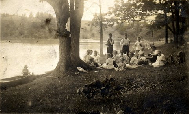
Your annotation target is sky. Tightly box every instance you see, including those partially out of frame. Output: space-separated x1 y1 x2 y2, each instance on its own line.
0 0 117 20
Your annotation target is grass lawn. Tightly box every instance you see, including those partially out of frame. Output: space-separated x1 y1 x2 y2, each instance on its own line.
0 43 189 113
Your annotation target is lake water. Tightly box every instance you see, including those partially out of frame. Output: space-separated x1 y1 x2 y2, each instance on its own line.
0 39 122 79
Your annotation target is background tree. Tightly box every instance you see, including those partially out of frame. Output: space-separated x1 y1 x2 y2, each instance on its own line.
105 0 189 44
139 0 189 44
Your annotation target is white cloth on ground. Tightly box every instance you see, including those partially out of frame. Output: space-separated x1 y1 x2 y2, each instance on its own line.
126 64 138 69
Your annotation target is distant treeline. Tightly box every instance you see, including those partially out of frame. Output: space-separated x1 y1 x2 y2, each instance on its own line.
1 13 57 40
114 22 169 41
1 13 172 41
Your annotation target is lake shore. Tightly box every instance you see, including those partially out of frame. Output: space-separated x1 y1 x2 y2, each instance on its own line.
0 73 51 90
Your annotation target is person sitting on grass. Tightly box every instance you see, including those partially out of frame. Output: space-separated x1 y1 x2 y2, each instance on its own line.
134 37 143 56
119 50 130 64
147 46 159 64
83 50 98 67
129 52 139 65
138 51 148 65
102 53 115 69
22 65 30 76
123 54 130 65
115 57 126 71
152 50 166 67
112 50 120 68
93 50 101 66
126 52 139 69
138 47 145 59
83 50 93 63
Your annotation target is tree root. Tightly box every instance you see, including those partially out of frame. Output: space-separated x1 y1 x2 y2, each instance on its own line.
51 58 93 77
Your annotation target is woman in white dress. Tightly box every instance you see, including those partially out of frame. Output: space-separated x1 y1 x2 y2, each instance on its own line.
102 54 115 69
134 37 143 56
93 50 101 66
152 50 166 67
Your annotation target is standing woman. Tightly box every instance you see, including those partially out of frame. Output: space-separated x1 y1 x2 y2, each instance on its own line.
120 33 130 56
134 37 143 57
106 33 114 57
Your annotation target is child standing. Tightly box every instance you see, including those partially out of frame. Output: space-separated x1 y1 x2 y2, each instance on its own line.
106 33 114 57
120 33 130 56
134 37 143 56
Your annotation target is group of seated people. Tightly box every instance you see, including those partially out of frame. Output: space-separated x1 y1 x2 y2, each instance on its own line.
83 50 101 67
83 45 166 71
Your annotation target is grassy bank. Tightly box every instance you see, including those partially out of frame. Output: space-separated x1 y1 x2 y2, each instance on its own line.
0 43 188 113
0 74 48 90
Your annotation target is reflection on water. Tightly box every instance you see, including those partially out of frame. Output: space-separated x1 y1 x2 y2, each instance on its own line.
0 43 59 79
0 40 121 79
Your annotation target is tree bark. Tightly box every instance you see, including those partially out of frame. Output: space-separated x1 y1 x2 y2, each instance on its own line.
69 0 91 69
164 9 168 44
171 7 176 43
70 0 81 60
43 0 73 76
54 35 71 75
180 17 186 43
174 1 180 44
179 1 188 43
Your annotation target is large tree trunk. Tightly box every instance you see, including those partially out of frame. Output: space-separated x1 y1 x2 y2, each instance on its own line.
69 0 91 69
171 9 176 43
180 1 189 44
174 1 180 44
180 17 186 43
44 0 71 76
70 0 81 60
54 35 71 75
164 10 168 44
